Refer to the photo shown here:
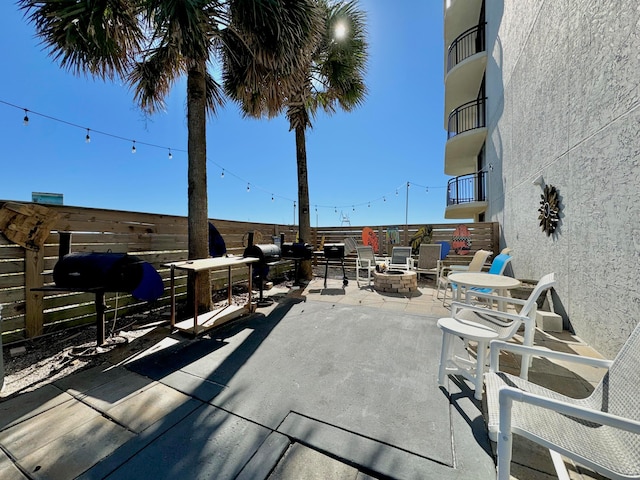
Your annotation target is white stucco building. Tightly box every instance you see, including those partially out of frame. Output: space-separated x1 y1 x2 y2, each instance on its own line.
443 0 640 357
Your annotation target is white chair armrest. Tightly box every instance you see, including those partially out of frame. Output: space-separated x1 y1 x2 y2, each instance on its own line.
356 258 372 268
451 301 528 324
489 340 613 372
498 386 640 434
464 290 527 305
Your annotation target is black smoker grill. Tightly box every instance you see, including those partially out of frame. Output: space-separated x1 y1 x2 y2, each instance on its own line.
244 235 281 306
323 243 348 288
280 233 313 285
36 232 163 346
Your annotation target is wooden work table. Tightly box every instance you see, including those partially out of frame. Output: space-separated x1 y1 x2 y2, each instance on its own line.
163 256 260 335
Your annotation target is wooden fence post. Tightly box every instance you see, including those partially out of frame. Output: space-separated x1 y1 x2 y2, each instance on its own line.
24 248 44 338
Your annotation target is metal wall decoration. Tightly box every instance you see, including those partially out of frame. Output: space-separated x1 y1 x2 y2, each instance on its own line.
538 185 560 236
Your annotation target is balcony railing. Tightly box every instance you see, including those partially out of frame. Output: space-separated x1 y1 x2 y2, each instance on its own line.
447 171 486 206
447 97 486 139
447 23 486 73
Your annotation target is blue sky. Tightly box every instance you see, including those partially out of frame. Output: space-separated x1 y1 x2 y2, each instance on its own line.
0 1 456 227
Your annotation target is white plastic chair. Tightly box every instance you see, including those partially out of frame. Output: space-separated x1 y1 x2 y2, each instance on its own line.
437 273 556 400
387 246 412 271
437 249 491 305
355 245 378 287
486 321 640 480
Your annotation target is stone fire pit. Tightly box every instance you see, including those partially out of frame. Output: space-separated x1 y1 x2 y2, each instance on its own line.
373 269 418 293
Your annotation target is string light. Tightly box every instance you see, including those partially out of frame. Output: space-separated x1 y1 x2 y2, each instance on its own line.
2 100 452 213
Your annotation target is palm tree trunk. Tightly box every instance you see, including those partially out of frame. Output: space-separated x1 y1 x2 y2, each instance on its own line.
295 124 313 281
187 60 212 312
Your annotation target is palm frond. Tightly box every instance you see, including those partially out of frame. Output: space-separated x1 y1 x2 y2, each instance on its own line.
19 0 144 80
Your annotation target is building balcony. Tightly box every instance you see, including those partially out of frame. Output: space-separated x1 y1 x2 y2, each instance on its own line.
444 0 484 48
444 23 487 128
445 171 487 219
445 98 487 176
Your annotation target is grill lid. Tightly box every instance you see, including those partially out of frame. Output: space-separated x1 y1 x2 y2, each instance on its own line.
323 243 345 258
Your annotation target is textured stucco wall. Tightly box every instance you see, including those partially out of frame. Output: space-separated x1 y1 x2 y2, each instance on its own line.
484 0 640 358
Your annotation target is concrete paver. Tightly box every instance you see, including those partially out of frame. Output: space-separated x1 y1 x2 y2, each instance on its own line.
0 274 609 480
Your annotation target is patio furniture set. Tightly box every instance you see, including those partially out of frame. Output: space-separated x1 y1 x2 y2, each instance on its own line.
433 250 640 479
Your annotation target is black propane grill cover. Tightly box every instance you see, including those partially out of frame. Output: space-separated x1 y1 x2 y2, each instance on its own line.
53 252 144 292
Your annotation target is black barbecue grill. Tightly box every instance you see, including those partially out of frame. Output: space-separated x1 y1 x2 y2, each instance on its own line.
323 243 348 288
280 234 313 284
243 236 282 306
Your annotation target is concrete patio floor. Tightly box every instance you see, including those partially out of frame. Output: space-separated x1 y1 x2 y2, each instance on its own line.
0 269 609 479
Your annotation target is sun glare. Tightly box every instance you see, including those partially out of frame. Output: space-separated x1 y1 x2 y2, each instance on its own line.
334 21 347 40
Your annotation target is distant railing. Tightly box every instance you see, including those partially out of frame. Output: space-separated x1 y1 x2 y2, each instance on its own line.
447 171 486 206
447 97 486 139
447 23 486 73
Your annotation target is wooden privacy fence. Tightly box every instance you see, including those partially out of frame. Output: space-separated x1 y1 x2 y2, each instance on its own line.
0 200 499 344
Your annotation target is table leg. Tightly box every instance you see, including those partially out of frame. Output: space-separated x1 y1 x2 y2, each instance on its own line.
438 330 453 386
170 266 176 327
193 274 198 333
247 263 253 308
474 340 489 400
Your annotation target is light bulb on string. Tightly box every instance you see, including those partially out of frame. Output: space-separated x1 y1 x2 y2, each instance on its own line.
246 183 250 192
368 202 371 208
271 194 274 202
383 196 386 202
131 141 136 154
334 207 337 213
425 187 428 193
23 109 29 126
168 148 173 160
221 169 225 178
85 129 91 143
352 205 355 212
395 189 398 196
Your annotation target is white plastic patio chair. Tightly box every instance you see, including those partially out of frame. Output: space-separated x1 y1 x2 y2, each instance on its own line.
437 273 556 399
436 249 491 305
412 243 441 282
355 245 379 287
485 321 640 480
387 246 412 271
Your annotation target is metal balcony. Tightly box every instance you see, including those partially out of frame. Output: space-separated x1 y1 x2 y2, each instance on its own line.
444 23 487 128
445 171 487 219
444 98 487 176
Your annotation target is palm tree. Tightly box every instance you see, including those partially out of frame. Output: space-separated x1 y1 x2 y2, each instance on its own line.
224 0 368 281
19 0 319 312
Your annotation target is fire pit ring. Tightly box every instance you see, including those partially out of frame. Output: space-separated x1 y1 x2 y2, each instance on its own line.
373 270 417 293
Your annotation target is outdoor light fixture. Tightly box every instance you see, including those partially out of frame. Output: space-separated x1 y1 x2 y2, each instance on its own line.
168 148 173 159
247 183 250 192
221 169 225 178
131 141 136 154
23 109 29 126
85 129 91 143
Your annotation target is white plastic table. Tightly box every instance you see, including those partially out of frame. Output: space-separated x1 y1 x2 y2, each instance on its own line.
447 272 520 310
437 316 499 400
